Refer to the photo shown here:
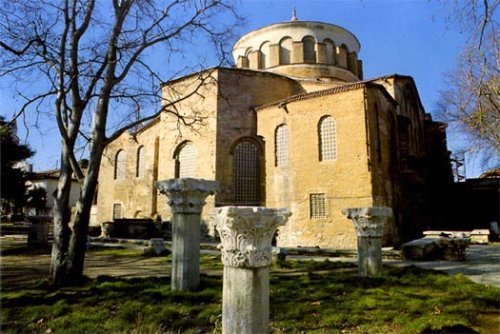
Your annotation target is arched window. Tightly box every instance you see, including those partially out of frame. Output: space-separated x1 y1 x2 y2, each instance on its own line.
259 41 270 69
303 36 316 63
275 124 289 167
233 140 260 205
136 146 146 178
279 37 292 65
174 142 196 178
114 149 126 180
324 39 336 65
319 116 337 161
337 44 348 68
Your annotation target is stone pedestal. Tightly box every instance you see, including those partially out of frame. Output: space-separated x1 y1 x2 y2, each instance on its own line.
157 178 219 291
342 207 392 277
212 206 291 334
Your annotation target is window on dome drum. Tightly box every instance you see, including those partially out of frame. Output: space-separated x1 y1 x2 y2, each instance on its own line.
279 37 292 65
136 146 146 177
233 140 260 206
303 36 316 63
319 116 337 161
175 142 196 178
310 193 326 219
260 41 270 69
324 39 336 65
113 203 122 219
114 149 126 180
275 124 289 167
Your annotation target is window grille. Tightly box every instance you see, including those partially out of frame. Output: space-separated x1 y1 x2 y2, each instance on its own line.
176 142 196 178
310 193 326 219
114 150 126 179
233 140 260 205
136 146 146 177
113 203 122 219
319 116 337 161
303 36 316 63
275 124 289 167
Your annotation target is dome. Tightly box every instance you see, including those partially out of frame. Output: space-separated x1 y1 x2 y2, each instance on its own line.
232 20 362 82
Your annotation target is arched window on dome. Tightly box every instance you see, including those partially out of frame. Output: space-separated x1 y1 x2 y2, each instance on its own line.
324 38 336 65
233 139 261 206
279 37 292 65
114 149 126 180
275 124 289 167
259 41 271 69
174 141 196 178
303 36 316 64
136 145 146 178
318 116 337 161
337 44 348 68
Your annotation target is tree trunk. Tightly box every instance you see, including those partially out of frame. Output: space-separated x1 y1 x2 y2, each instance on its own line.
49 149 73 288
65 153 102 279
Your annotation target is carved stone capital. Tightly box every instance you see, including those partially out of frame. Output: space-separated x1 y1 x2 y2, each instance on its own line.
212 206 291 268
342 207 392 238
156 178 220 214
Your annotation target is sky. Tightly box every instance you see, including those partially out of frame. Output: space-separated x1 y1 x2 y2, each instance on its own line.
1 0 484 177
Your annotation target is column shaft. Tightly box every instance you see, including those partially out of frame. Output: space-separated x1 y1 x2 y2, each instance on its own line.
171 213 201 290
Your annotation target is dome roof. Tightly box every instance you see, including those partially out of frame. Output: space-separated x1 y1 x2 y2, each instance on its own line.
232 20 362 81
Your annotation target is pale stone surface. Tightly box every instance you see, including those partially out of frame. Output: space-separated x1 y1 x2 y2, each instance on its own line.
402 237 469 261
470 229 490 244
342 207 392 237
213 206 291 334
144 238 167 256
212 206 291 268
156 178 220 214
342 207 392 277
223 266 269 334
157 178 219 291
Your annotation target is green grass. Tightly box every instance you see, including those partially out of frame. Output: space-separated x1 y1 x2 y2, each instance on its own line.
1 249 499 333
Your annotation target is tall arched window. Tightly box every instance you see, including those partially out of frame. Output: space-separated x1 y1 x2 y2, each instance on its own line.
279 37 292 65
303 36 316 63
136 146 146 178
324 39 336 65
174 142 196 178
275 124 289 167
114 149 126 179
233 140 260 205
259 41 270 69
319 116 337 161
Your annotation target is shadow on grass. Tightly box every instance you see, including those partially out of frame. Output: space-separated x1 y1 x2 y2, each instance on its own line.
1 256 499 333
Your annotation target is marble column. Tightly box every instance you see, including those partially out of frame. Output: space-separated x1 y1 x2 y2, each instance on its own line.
342 207 392 277
157 178 219 291
212 206 291 334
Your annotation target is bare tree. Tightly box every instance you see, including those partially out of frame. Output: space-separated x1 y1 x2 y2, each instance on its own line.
437 0 499 168
0 0 242 287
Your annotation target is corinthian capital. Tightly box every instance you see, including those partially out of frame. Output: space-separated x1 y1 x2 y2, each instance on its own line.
342 207 392 237
156 178 220 214
212 206 291 268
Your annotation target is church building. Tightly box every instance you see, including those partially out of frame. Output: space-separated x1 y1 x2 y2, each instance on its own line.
96 17 452 249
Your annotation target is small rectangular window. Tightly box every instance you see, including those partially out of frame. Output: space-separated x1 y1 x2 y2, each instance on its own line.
113 203 122 220
310 193 326 219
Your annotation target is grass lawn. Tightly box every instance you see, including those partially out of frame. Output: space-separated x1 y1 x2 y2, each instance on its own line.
1 245 499 333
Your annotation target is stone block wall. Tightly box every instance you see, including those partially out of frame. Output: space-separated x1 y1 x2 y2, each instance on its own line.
256 87 374 249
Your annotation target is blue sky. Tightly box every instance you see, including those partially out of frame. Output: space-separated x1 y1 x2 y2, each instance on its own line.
2 0 482 176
